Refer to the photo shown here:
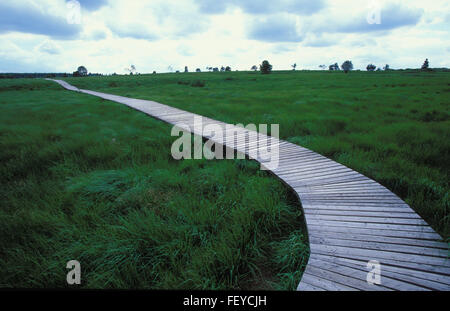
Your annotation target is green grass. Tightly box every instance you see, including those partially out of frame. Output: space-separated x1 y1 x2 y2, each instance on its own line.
2 69 449 289
0 79 309 289
63 70 450 239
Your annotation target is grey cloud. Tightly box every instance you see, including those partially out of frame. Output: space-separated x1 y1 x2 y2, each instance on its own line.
273 44 297 53
331 4 423 33
197 0 325 15
0 58 55 73
37 41 61 55
445 13 450 23
0 2 81 39
151 4 210 38
248 15 302 42
197 0 228 14
171 19 209 38
77 0 109 11
302 36 337 47
89 30 107 40
108 23 158 40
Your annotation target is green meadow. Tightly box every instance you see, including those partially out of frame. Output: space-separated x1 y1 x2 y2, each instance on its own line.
0 79 308 289
0 69 449 289
64 70 450 238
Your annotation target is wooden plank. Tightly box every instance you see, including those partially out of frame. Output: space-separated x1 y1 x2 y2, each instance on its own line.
302 201 409 208
307 223 442 241
304 264 381 291
303 199 406 205
274 161 342 173
313 254 450 288
306 219 437 233
309 231 449 249
309 236 449 258
304 209 420 218
290 176 369 188
302 192 400 198
307 257 425 291
309 243 450 268
303 206 414 213
284 171 361 183
297 274 329 291
297 177 375 188
278 166 353 179
297 281 326 291
299 271 359 291
309 256 447 290
307 215 428 226
304 188 393 194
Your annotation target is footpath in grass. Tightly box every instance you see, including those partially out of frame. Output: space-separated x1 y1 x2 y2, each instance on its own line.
64 70 450 239
0 79 309 289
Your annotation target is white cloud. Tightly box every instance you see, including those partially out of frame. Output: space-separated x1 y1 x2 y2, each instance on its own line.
36 40 62 55
0 0 449 73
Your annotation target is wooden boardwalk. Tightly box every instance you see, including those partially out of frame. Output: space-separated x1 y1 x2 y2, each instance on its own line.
49 79 450 291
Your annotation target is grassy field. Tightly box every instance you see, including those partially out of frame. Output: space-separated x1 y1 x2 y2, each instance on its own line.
0 79 309 289
63 70 450 239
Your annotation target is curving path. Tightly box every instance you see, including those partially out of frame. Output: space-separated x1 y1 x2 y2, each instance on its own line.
48 79 450 291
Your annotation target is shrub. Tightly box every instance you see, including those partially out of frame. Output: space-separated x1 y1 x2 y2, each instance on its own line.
260 60 272 74
191 80 205 87
367 64 376 71
329 63 340 71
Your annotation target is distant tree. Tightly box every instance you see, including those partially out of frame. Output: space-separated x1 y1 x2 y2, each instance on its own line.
383 64 390 71
421 58 429 70
213 67 219 72
176 70 180 73
125 65 137 75
366 64 376 71
319 64 327 70
260 60 272 74
329 63 340 71
153 71 156 74
225 66 231 72
167 65 174 72
341 60 353 73
220 66 225 72
77 66 88 76
251 65 258 71
184 66 189 73
196 68 201 72
291 63 297 71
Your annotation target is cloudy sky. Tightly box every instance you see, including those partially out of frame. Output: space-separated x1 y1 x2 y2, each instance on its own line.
0 0 449 73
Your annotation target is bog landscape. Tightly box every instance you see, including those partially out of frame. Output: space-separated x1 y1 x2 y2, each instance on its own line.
0 0 449 292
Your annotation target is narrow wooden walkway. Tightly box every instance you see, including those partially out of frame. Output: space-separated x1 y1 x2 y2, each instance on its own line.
49 79 450 291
